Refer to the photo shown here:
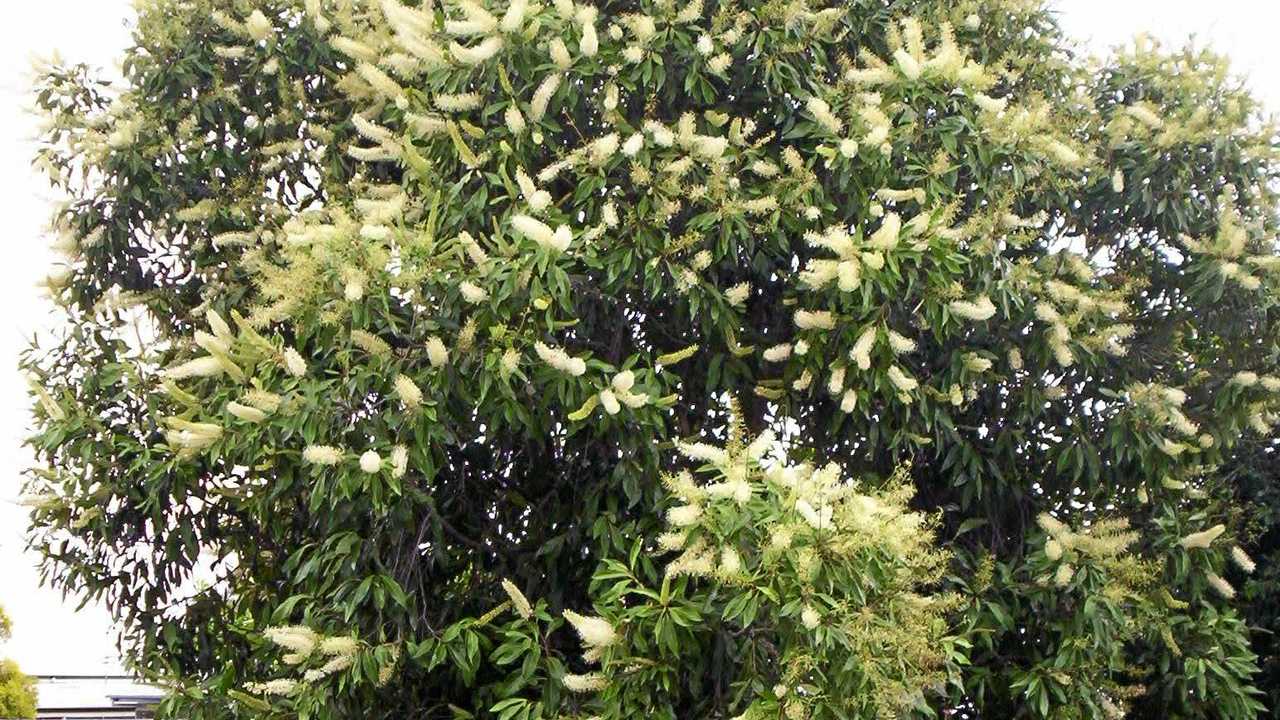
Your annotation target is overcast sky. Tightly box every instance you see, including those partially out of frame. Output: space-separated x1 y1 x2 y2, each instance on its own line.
1 0 1277 677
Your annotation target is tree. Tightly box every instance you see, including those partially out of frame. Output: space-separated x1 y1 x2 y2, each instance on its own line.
20 0 1280 717
0 607 37 719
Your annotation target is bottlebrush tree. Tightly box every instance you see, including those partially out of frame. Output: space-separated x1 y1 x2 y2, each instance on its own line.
21 0 1280 717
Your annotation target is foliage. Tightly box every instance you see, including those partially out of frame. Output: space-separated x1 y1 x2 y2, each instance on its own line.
19 0 1280 717
0 607 37 720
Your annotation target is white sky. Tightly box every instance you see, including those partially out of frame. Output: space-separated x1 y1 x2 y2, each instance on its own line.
0 0 1277 677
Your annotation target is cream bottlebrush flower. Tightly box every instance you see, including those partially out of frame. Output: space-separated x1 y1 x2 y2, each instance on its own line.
894 48 922 80
1231 371 1259 387
1206 572 1236 599
763 344 792 362
426 336 450 367
887 366 918 393
972 93 1007 114
390 445 409 478
800 605 821 630
351 114 395 146
587 132 620 166
504 105 526 134
534 342 587 376
207 309 233 344
165 356 225 379
949 295 997 322
265 626 318 654
611 370 648 408
500 0 527 31
1038 513 1067 537
226 401 268 423
1042 139 1081 166
707 53 731 74
599 388 621 414
562 609 617 649
331 36 378 62
706 478 753 505
886 330 915 355
305 0 331 31
827 365 846 396
577 6 599 57
1112 169 1125 193
282 347 307 377
511 214 571 252
1054 563 1075 587
310 653 354 678
459 280 489 304
643 120 675 146
434 92 484 112
357 63 407 105
725 282 750 306
743 195 779 215
549 37 572 69
239 390 280 415
850 325 877 370
502 579 534 619
530 73 562 121
656 530 687 551
359 450 382 473
318 636 359 657
536 159 572 183
394 374 423 410
674 0 702 22
839 389 857 413
245 9 276 41
621 132 644 156
1125 104 1164 130
794 309 835 331
303 445 344 465
450 36 504 65
602 202 619 228
796 499 833 530
515 168 552 211
444 0 498 35
563 673 607 693
164 419 222 452
1180 524 1226 550
246 679 300 696
500 347 521 377
344 273 365 301
352 330 391 357
868 212 901 250
1230 546 1256 574
676 441 729 465
806 97 844 135
718 546 743 576
1045 538 1063 561
667 503 703 527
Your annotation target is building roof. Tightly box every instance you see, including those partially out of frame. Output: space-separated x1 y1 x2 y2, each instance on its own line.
32 676 162 720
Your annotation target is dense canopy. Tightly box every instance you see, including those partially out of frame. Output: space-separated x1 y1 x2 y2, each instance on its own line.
21 0 1280 717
